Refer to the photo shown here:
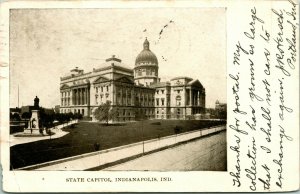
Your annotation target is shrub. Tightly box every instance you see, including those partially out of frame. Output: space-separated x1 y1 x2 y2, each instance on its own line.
94 142 100 151
151 122 161 125
174 125 182 134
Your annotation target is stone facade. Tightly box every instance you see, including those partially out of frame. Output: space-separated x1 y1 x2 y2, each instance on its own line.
60 39 205 121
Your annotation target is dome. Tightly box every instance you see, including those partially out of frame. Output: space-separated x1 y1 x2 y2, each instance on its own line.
135 38 158 65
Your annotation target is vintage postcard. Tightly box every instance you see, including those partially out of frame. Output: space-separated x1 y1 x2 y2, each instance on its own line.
0 0 299 192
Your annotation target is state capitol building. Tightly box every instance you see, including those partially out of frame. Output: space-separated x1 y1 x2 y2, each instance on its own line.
60 38 206 121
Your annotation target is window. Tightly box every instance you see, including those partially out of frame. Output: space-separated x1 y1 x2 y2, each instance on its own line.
177 90 180 94
101 87 103 92
96 87 98 93
156 98 159 106
161 98 165 106
156 90 159 94
176 96 181 106
107 86 109 92
162 90 164 94
138 70 142 76
157 110 159 114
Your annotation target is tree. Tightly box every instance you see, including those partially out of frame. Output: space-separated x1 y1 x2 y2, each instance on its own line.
93 101 118 125
134 101 147 121
40 108 55 128
12 113 21 121
21 112 32 120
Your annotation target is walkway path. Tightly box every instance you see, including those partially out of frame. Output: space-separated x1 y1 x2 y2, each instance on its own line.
104 131 226 171
10 120 78 147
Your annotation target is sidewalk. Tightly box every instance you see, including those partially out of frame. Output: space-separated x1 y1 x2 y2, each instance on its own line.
10 120 78 147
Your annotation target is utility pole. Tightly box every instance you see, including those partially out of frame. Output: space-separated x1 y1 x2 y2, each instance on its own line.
17 85 19 108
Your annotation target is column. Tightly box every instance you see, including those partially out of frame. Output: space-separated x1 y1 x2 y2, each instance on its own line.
83 88 85 105
79 89 82 105
81 88 84 105
85 88 88 105
85 87 87 105
87 87 89 105
76 89 78 105
125 88 128 106
82 88 84 105
81 89 84 105
112 83 116 105
189 88 192 106
120 87 123 105
131 89 134 106
71 90 73 105
60 92 63 106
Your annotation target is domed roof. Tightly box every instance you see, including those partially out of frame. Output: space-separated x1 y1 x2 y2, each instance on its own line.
135 38 158 65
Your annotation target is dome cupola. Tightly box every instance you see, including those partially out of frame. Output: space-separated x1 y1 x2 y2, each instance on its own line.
134 38 159 87
135 38 158 65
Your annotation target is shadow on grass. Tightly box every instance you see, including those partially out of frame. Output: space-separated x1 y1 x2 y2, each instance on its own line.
97 123 127 127
151 122 161 125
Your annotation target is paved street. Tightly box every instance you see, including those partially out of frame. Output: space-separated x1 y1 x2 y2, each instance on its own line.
104 131 226 171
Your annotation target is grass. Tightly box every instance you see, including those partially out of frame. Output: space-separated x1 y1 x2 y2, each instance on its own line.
10 119 226 169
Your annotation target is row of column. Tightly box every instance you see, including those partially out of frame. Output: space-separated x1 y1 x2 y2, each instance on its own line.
72 87 90 105
115 86 154 107
189 88 205 106
116 87 135 106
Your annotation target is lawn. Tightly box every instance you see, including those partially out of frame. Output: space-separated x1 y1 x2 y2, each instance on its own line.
10 119 226 169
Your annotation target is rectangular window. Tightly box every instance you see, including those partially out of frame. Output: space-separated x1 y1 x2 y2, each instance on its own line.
96 87 98 93
156 90 159 94
107 86 109 92
177 90 180 94
156 98 159 106
101 87 103 92
161 98 165 106
162 90 164 94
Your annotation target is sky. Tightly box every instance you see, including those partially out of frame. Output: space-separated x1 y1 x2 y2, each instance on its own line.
10 8 226 108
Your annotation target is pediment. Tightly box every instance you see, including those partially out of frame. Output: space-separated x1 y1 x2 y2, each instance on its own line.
60 84 70 90
115 76 134 84
93 76 110 84
188 79 204 89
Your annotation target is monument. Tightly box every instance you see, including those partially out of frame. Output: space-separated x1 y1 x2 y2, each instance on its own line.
24 96 42 135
